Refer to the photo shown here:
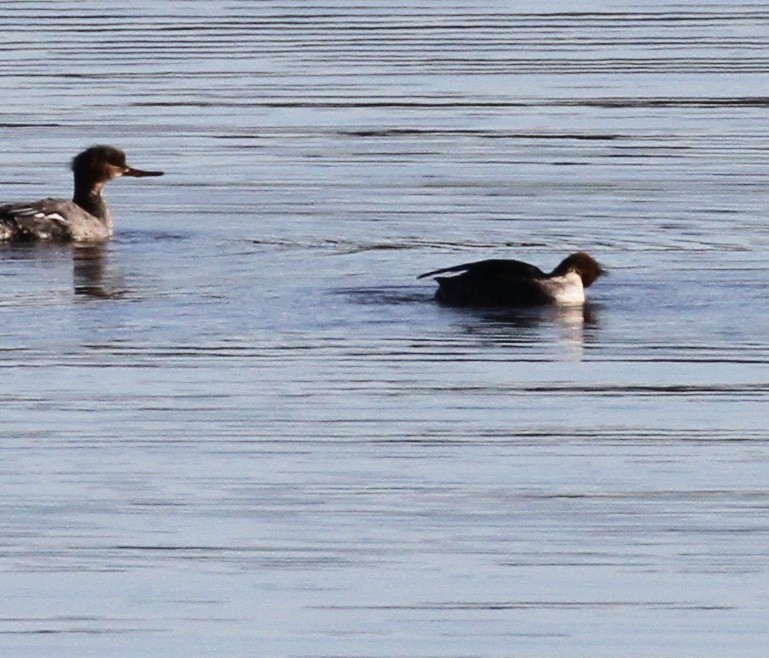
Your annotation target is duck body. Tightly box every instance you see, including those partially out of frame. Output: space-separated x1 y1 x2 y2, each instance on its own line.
0 145 163 243
418 252 605 307
0 198 112 242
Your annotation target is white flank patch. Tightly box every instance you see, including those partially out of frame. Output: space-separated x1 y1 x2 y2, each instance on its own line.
34 212 67 224
540 271 586 305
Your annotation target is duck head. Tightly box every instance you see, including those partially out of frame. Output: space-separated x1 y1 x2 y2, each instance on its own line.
551 252 606 288
71 145 164 187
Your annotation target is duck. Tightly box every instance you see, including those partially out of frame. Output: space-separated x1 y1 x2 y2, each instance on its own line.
0 145 163 243
418 251 605 306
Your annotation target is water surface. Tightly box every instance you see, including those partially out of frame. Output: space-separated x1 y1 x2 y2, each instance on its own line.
1 2 769 657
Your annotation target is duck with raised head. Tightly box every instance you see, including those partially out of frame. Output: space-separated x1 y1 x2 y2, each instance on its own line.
418 251 605 306
0 145 163 243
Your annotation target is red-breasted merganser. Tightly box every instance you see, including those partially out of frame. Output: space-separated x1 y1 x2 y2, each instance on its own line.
0 145 163 243
418 251 605 306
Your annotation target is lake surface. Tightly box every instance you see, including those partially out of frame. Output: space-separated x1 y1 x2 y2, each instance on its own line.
1 2 769 656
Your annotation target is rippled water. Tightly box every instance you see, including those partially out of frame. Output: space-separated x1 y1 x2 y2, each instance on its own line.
2 2 769 656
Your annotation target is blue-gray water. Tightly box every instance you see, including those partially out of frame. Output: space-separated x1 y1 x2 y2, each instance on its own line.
2 2 769 656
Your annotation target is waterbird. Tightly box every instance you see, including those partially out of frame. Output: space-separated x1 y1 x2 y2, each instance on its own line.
0 145 163 243
418 251 605 306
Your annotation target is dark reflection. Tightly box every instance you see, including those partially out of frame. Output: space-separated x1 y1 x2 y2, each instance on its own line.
451 303 601 357
73 244 125 299
473 302 599 329
1 242 127 299
0 240 71 260
341 285 600 352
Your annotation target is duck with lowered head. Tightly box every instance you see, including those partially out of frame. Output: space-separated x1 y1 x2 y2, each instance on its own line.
418 251 605 307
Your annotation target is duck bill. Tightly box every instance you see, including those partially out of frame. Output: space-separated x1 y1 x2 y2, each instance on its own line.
123 166 164 177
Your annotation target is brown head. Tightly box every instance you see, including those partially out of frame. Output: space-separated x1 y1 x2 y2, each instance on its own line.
550 252 606 288
71 145 164 187
70 145 164 221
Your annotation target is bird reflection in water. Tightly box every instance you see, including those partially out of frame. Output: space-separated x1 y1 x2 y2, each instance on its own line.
73 244 125 299
460 303 600 360
476 302 598 329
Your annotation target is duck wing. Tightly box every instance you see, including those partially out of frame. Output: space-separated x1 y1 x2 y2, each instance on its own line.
419 259 555 306
0 198 74 241
418 258 546 280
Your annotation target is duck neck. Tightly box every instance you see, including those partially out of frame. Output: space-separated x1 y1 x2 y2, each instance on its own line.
73 179 112 228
